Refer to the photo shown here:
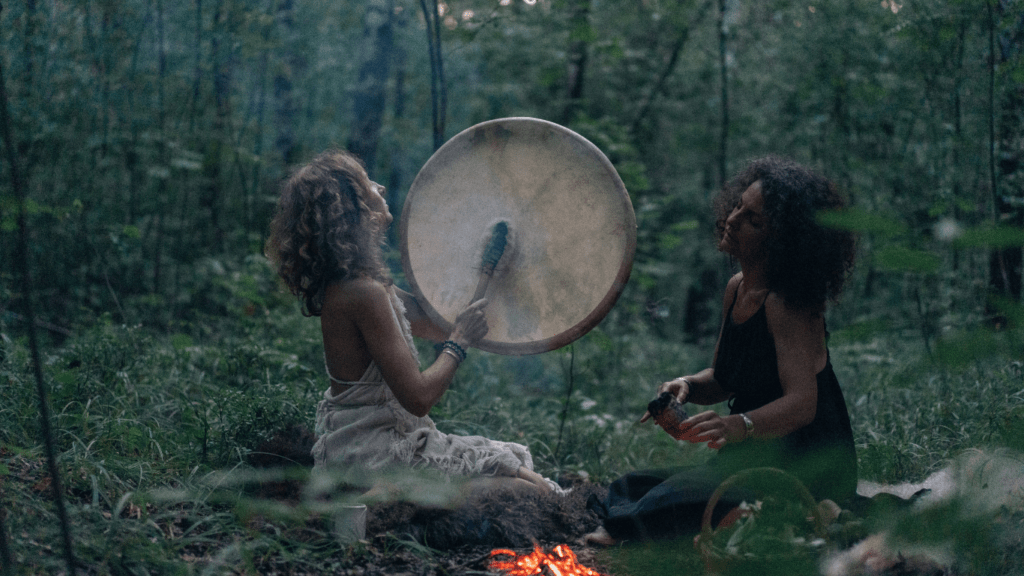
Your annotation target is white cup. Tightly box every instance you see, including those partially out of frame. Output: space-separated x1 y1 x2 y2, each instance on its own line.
334 504 367 544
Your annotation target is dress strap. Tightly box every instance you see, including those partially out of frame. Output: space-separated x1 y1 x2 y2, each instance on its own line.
727 280 741 317
729 278 771 322
386 285 419 361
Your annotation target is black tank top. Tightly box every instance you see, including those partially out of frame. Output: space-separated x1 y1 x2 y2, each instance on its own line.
712 291 858 503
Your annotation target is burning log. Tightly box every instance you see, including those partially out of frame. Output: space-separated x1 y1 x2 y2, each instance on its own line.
488 544 607 576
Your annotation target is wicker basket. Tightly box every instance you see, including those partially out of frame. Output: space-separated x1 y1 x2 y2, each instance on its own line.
695 467 827 576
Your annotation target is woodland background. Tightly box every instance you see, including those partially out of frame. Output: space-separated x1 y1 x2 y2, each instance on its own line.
1 0 1023 346
2 0 1024 574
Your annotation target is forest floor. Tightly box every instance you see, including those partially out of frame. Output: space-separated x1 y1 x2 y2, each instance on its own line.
6 437 1024 575
239 471 616 576
3 318 1023 575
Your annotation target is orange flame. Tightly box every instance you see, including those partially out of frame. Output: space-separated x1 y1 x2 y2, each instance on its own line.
488 544 607 576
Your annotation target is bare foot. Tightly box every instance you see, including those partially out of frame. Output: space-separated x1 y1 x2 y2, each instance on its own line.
462 475 542 498
582 526 617 547
359 478 402 503
515 467 553 494
816 498 842 526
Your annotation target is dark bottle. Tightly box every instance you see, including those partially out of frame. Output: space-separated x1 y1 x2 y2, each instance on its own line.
646 392 689 440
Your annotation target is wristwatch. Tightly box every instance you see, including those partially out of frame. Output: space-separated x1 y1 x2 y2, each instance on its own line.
740 413 754 438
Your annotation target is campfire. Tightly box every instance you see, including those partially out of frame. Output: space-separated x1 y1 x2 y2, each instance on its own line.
488 544 607 576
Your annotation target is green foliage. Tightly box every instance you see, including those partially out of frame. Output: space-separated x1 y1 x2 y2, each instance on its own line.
831 335 1024 483
934 325 1023 368
3 325 318 471
4 271 1024 572
0 291 335 572
955 225 1024 249
1 0 1020 353
818 209 907 238
874 244 943 273
597 537 705 576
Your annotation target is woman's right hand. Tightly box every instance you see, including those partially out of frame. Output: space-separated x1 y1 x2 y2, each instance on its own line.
450 298 489 347
660 376 692 403
640 376 692 423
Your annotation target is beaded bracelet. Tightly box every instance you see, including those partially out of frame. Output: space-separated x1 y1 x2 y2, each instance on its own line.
441 340 467 363
441 348 463 365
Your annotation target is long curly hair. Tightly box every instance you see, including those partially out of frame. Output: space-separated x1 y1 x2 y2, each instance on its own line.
265 150 391 316
713 156 856 309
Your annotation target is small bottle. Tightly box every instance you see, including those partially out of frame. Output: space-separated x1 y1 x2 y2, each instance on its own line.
646 391 689 440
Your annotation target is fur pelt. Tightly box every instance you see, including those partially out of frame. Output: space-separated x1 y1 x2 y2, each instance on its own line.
245 425 318 501
248 425 317 468
367 481 607 550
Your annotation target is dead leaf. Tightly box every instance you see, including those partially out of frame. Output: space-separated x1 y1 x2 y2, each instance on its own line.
31 476 51 494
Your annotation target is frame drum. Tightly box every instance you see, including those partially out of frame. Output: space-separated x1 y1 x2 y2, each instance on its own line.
400 118 636 355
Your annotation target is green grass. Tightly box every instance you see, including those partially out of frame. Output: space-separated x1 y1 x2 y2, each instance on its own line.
830 331 1024 484
596 538 706 576
1 275 1022 574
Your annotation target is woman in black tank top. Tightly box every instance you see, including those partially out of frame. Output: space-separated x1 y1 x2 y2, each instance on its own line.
587 156 858 543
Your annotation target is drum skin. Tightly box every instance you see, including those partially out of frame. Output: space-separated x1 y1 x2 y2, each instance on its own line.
400 117 636 355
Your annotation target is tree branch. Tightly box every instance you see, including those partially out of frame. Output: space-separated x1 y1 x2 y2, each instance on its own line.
0 8 78 572
630 0 713 135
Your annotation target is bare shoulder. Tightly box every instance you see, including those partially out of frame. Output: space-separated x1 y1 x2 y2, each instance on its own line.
727 272 743 290
323 277 391 318
765 294 828 373
764 293 825 336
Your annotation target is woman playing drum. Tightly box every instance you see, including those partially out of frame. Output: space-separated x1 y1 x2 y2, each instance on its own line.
265 149 552 495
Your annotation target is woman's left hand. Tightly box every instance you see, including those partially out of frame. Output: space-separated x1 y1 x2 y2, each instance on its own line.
674 410 744 450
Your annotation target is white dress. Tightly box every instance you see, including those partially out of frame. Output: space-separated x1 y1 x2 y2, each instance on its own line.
310 286 534 479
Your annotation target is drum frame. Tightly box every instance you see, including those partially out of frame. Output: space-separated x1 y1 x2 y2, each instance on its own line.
399 117 636 355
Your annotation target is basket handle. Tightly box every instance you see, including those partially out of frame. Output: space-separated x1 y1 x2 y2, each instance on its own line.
699 467 826 541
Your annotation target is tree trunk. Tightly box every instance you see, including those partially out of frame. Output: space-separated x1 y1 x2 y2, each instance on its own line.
18 0 38 171
152 0 169 297
124 15 149 225
202 0 233 254
273 0 302 166
0 19 80 575
348 0 394 172
246 0 274 231
716 0 729 188
385 8 408 246
630 1 711 136
987 0 1024 326
562 0 591 126
420 0 445 151
189 0 204 132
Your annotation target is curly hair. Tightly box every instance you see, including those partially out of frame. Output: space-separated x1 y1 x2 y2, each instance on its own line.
712 156 856 309
265 150 391 316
